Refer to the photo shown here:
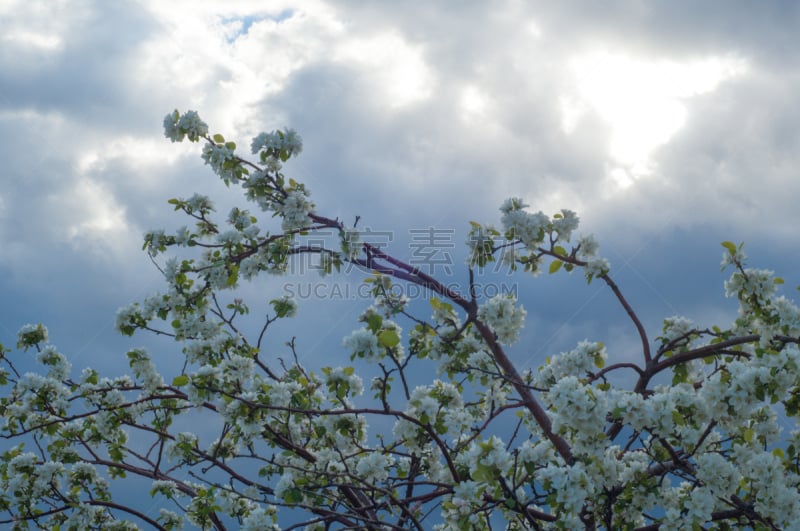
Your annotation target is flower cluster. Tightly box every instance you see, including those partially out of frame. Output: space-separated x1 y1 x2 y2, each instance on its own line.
16 322 48 349
342 328 380 361
660 315 696 346
201 142 240 183
534 340 606 386
499 198 549 249
477 294 526 345
163 109 208 142
465 222 499 267
552 209 580 242
251 128 303 161
725 267 777 303
126 348 163 393
276 188 314 232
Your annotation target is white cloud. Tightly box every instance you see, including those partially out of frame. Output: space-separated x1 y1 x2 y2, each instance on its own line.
334 30 435 109
61 176 131 253
3 30 62 51
0 0 87 57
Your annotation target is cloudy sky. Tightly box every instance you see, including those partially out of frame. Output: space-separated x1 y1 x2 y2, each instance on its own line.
2 0 800 380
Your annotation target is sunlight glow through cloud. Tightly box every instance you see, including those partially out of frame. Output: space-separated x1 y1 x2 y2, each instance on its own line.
335 31 434 109
63 177 131 258
563 51 746 188
460 85 490 122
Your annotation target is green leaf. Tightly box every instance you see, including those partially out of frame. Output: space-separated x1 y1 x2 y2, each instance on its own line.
671 363 688 385
366 314 383 333
213 133 225 143
553 245 567 257
224 141 236 150
549 260 563 274
109 446 125 463
226 267 239 286
721 241 737 254
172 375 189 387
471 462 494 482
787 394 800 416
378 330 400 348
84 369 99 385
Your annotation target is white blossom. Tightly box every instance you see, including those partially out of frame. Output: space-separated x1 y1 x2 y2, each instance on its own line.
465 223 499 266
251 129 303 157
501 209 549 249
274 472 295 500
151 480 180 498
216 229 242 245
538 462 592 517
269 380 303 407
499 197 528 214
724 267 777 301
695 452 740 498
202 142 239 182
342 328 380 361
576 234 600 259
276 189 314 232
164 109 208 142
458 435 513 477
17 323 48 348
159 508 184 528
534 340 606 386
185 193 214 212
585 257 610 279
221 354 255 386
36 345 71 380
720 243 746 268
241 507 280 531
323 366 364 400
552 209 579 242
355 451 393 483
661 316 695 344
477 294 526 345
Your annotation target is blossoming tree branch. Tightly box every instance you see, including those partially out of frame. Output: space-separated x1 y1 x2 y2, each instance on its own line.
2 110 800 530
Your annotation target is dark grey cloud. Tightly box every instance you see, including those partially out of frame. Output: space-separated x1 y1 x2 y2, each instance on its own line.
0 2 162 131
534 0 800 63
